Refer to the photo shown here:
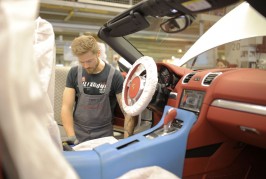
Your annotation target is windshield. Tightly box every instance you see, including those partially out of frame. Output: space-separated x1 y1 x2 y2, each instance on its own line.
181 37 266 70
123 2 266 71
123 15 197 63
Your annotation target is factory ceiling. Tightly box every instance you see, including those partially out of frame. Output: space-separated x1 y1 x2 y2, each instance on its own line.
39 0 228 62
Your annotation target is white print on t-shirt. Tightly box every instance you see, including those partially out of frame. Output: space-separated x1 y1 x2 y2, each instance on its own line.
82 81 106 94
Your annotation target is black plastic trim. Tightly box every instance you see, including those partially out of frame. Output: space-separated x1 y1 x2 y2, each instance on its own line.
185 143 222 158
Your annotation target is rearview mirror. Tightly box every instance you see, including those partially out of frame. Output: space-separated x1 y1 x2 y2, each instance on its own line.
160 15 195 33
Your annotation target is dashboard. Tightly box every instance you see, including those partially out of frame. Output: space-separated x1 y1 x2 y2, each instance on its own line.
155 63 266 149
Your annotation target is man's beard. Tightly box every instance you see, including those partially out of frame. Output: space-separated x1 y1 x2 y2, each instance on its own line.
86 58 100 74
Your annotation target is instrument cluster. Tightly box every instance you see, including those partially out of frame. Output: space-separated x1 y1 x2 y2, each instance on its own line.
158 66 180 89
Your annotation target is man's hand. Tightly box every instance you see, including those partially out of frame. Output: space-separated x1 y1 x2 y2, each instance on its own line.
65 136 79 145
62 136 79 151
116 93 139 138
124 115 138 138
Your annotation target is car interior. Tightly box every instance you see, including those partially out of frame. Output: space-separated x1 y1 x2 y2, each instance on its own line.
53 0 266 178
49 0 266 178
1 0 266 179
96 0 266 178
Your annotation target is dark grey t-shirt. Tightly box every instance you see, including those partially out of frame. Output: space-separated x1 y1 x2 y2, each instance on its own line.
66 63 124 117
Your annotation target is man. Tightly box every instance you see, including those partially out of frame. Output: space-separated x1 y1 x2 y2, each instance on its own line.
61 35 137 144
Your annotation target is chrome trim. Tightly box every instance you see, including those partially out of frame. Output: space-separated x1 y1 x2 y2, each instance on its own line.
182 72 196 84
240 126 260 135
211 99 266 116
169 92 178 99
201 72 222 86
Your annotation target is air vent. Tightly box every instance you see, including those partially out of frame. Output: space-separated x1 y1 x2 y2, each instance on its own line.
202 72 222 86
182 72 196 84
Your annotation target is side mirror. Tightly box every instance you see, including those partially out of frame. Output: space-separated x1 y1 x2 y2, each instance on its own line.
160 15 195 33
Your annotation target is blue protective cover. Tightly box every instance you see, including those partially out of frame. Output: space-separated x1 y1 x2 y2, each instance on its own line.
64 106 197 179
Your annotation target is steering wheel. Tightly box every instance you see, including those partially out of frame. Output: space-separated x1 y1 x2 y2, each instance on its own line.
122 56 158 116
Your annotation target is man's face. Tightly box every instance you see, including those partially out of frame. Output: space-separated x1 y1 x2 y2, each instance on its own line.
78 51 99 74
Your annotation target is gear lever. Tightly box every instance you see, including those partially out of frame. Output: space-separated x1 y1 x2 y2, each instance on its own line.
163 108 177 134
145 108 178 139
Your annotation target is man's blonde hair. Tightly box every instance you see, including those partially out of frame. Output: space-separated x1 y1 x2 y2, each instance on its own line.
71 35 99 56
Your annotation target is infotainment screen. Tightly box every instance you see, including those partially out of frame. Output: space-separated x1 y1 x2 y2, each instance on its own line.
179 90 205 113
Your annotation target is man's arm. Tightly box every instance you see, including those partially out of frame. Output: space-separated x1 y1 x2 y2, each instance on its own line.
116 93 138 138
61 87 76 137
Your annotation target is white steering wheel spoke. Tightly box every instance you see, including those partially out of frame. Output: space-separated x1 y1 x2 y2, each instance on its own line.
134 64 146 76
130 64 145 80
130 98 136 105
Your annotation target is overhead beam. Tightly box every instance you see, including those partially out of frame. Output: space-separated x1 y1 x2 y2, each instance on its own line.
64 10 74 21
40 0 131 14
40 10 116 20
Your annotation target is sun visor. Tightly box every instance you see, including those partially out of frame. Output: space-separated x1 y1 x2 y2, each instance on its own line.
107 12 149 37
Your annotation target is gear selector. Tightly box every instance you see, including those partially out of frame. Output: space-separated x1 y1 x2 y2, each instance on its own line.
146 108 182 139
163 108 177 133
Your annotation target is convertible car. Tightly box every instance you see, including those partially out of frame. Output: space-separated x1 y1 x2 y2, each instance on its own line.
61 0 266 178
2 0 265 178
